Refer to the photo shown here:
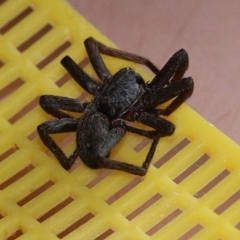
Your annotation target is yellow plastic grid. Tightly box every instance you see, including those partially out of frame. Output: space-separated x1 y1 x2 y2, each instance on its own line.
0 0 240 239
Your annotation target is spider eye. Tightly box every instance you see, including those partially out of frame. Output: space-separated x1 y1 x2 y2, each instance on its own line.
86 143 94 152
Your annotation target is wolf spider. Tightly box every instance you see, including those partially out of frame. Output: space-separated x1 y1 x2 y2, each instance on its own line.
38 37 193 176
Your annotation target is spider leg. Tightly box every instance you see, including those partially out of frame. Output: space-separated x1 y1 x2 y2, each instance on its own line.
97 136 159 176
148 48 189 89
112 118 159 139
138 112 175 136
138 111 175 166
125 125 159 139
98 157 147 176
37 118 79 170
84 37 159 82
84 123 147 175
61 56 99 95
97 127 126 157
39 95 88 119
149 77 194 116
97 114 174 176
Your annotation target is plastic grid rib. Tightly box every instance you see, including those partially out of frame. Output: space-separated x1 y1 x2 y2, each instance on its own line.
0 0 240 239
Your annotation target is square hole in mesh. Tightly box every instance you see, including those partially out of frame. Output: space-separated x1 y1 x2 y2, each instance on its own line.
27 129 39 141
56 212 95 239
36 41 72 70
0 213 26 239
86 169 114 189
17 24 53 52
235 221 240 230
0 145 19 163
0 60 4 68
44 132 77 160
4 228 23 240
95 229 114 240
214 189 240 215
0 164 35 190
177 224 203 240
37 196 74 223
154 138 190 168
0 6 33 34
173 153 210 184
194 169 230 198
126 193 162 220
0 0 7 7
17 180 55 207
8 96 39 124
134 138 152 152
105 177 142 205
0 77 25 103
146 208 182 236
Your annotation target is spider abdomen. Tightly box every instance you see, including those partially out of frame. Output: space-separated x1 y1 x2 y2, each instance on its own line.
76 111 110 168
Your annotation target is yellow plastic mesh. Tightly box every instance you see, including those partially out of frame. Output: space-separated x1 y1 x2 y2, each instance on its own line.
0 0 240 239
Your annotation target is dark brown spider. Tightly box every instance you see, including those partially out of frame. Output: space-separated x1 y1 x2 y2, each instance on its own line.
37 37 193 176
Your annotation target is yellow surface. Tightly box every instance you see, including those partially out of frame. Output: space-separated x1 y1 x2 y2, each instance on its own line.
0 0 240 239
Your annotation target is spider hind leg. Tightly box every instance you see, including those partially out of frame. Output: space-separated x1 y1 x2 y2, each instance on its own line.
37 118 79 170
39 95 88 119
99 115 175 176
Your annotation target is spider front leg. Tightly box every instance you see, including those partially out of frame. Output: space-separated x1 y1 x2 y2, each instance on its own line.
61 56 99 95
84 37 160 82
37 118 79 170
39 95 88 119
147 48 193 116
149 48 189 88
150 77 194 116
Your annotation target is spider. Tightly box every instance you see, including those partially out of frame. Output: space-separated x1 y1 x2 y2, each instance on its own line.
37 37 193 176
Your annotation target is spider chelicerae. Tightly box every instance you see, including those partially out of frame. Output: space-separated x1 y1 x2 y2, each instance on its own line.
38 37 193 176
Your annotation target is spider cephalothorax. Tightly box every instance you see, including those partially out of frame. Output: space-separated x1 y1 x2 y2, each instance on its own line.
38 37 193 176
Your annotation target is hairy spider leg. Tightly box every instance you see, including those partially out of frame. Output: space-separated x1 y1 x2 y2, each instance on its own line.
125 125 161 139
38 118 79 170
97 126 160 176
146 49 193 116
149 48 189 88
97 115 174 176
61 56 99 95
136 111 175 169
136 111 175 170
137 112 175 136
149 77 193 116
84 38 193 116
84 37 160 82
97 114 174 176
98 156 151 176
39 95 88 119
